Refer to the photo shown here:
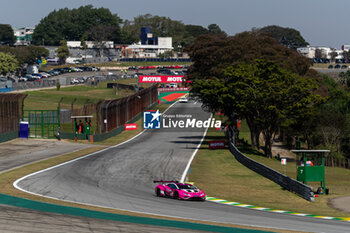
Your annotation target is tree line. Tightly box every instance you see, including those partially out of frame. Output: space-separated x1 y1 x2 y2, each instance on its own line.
187 31 350 159
26 5 226 48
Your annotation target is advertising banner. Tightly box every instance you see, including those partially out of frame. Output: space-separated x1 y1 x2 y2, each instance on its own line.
208 140 226 149
125 123 138 130
158 87 190 92
281 158 287 165
139 75 184 83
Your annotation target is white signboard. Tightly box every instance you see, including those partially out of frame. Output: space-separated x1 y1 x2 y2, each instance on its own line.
281 158 287 165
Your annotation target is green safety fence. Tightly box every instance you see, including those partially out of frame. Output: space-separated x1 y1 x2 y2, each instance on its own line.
62 101 159 142
22 109 60 139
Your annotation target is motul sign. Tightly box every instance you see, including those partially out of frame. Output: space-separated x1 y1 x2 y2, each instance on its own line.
139 75 184 83
208 140 226 149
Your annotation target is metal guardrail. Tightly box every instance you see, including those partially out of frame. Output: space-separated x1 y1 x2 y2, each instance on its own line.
227 129 315 202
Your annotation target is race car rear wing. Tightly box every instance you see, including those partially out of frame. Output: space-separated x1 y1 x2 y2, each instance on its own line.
153 180 179 183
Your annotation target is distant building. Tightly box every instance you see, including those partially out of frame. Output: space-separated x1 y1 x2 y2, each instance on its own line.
124 27 173 58
342 45 350 52
297 46 343 59
67 41 114 49
13 27 34 46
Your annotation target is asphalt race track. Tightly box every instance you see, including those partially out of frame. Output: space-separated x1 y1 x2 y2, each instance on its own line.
16 101 350 233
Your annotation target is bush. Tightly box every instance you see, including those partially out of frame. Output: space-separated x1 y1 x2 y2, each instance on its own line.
56 82 61 91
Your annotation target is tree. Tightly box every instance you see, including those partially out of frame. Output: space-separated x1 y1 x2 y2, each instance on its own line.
121 14 227 48
329 50 338 62
32 5 122 45
56 40 70 64
158 50 173 58
316 76 350 157
86 25 118 59
254 25 309 49
187 32 313 84
0 52 19 75
0 24 16 46
185 25 209 38
191 60 322 156
0 45 49 65
315 48 325 59
188 32 317 152
122 14 186 45
342 50 350 59
207 24 227 36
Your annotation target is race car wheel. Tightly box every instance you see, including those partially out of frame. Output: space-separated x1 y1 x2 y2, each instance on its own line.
173 191 179 199
156 188 161 197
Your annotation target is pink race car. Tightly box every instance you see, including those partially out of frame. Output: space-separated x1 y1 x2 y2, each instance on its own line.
154 180 206 201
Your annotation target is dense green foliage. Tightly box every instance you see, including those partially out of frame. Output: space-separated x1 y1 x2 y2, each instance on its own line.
187 32 312 81
32 5 122 45
32 7 226 47
0 52 18 75
254 25 309 49
293 75 350 158
0 45 48 65
0 24 16 46
56 40 70 64
122 14 226 48
188 32 321 156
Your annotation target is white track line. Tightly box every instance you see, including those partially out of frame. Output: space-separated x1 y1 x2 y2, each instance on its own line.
180 113 212 182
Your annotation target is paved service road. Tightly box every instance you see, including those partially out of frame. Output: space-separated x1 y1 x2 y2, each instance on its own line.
0 139 96 173
17 101 350 233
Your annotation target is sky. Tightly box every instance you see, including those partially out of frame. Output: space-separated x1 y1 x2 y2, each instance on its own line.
0 0 349 49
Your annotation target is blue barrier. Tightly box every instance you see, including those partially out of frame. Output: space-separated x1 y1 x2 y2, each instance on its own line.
0 87 14 92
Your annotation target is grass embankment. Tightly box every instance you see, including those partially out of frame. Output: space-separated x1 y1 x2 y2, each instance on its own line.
189 121 350 217
24 78 149 110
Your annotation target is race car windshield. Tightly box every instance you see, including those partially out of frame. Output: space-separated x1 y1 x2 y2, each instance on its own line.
177 184 197 190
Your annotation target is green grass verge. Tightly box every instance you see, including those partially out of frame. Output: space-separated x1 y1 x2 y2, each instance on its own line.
189 127 350 217
23 78 151 110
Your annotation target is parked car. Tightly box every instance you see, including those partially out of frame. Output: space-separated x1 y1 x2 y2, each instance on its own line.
70 78 79 84
341 65 347 69
335 64 341 69
48 70 59 76
18 76 28 82
25 75 40 81
328 65 333 69
157 69 172 75
77 77 86 83
39 72 50 78
71 67 83 72
31 73 42 79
